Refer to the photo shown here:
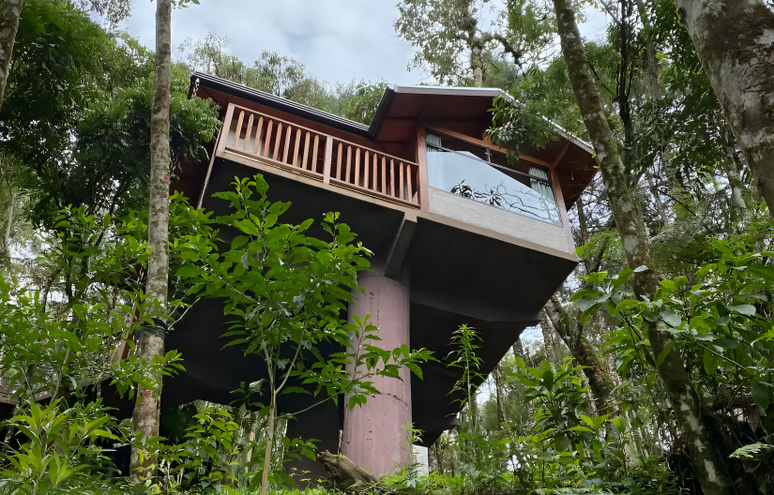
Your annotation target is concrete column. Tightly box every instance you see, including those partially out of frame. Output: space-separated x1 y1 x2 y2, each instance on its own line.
342 272 412 477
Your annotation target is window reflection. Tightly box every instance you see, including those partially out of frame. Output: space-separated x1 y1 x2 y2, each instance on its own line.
426 132 562 226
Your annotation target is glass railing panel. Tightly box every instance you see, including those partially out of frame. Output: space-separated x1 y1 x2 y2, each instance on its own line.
427 149 562 226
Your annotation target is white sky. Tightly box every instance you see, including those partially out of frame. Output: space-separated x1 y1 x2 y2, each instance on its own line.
116 1 609 87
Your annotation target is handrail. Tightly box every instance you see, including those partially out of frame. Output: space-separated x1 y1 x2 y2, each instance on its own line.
217 103 421 208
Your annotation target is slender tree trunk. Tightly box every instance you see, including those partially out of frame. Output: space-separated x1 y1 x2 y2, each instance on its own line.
539 311 556 362
130 0 172 481
2 183 12 258
674 0 774 218
544 296 613 411
260 395 276 495
551 1 733 493
0 0 23 111
512 336 525 362
493 364 505 429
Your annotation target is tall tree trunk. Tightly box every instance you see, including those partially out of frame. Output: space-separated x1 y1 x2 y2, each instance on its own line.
260 394 276 495
493 364 506 429
544 296 614 411
551 1 733 493
539 311 556 362
674 1 774 218
2 182 12 259
0 0 23 111
130 0 172 481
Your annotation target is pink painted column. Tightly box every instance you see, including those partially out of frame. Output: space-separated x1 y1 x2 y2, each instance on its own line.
342 273 412 477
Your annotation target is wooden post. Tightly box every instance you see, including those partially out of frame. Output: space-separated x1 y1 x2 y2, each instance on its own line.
273 122 283 161
381 157 386 194
283 125 292 163
233 110 244 148
355 148 361 187
399 162 405 201
216 104 235 155
293 128 302 167
254 116 264 155
389 159 395 197
345 146 352 183
551 167 574 253
323 137 333 184
364 151 370 189
263 120 273 157
311 135 320 173
415 128 430 210
244 113 254 152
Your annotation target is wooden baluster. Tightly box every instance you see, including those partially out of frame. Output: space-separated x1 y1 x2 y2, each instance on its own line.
407 165 414 203
301 132 310 170
363 151 369 189
254 116 264 155
390 159 395 197
381 156 386 194
311 135 319 173
244 114 254 152
283 125 292 163
272 122 283 161
355 148 361 186
323 136 333 184
293 128 302 166
233 110 245 148
399 162 405 201
263 120 273 157
345 145 352 182
372 154 378 192
337 143 343 180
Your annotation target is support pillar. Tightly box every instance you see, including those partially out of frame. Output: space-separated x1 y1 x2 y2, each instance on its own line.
342 272 411 477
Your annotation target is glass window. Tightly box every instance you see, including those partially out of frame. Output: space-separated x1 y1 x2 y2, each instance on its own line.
426 132 562 226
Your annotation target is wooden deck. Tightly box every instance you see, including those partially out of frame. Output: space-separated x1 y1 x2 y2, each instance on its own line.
215 103 422 209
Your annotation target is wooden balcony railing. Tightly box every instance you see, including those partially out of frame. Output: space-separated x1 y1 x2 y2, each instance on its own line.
217 103 421 208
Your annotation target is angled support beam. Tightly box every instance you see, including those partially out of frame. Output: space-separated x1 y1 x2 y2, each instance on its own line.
385 212 417 279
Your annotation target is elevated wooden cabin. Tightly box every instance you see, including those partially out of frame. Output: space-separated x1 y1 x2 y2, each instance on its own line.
170 73 596 477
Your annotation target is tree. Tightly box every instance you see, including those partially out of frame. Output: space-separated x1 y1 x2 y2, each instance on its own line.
673 1 774 218
0 0 23 111
130 0 173 480
544 0 733 493
394 0 525 86
176 175 433 495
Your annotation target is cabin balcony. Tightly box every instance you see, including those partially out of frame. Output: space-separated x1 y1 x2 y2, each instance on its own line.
207 102 577 260
214 103 421 209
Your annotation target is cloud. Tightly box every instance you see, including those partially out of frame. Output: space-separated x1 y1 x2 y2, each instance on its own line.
119 0 424 86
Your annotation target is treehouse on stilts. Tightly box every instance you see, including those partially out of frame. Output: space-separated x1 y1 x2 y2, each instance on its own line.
162 73 597 478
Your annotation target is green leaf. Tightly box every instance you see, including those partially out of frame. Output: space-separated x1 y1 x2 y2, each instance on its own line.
728 304 756 316
655 341 674 370
751 381 770 410
659 309 681 328
702 350 717 376
715 337 738 350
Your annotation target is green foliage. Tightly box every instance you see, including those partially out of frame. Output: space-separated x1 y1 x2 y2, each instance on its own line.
571 218 774 490
337 81 389 125
169 174 433 493
488 95 555 158
508 358 680 494
0 400 125 494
